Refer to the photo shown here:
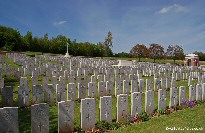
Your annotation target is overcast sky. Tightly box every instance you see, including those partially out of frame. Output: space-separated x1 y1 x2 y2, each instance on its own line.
0 0 205 54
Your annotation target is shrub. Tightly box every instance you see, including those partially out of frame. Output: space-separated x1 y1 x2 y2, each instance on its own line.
95 121 120 131
139 112 150 122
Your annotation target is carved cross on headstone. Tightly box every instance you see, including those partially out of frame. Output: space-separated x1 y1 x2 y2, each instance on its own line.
160 94 166 101
22 90 28 104
86 113 90 121
38 122 43 132
105 110 109 119
173 91 178 105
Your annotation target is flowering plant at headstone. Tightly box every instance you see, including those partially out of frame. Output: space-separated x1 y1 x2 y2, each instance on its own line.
128 114 142 123
181 100 196 108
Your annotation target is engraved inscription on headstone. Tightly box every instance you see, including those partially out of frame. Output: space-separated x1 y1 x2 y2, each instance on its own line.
88 82 96 98
145 91 154 114
78 83 86 99
123 80 130 94
117 94 128 122
115 81 123 96
131 92 142 115
169 88 178 108
131 80 138 93
18 86 30 107
189 85 196 101
99 96 112 122
32 85 43 104
98 81 106 97
179 86 186 105
2 86 13 107
31 103 49 133
67 83 76 100
0 107 19 133
58 100 74 133
44 84 54 104
81 98 96 131
56 84 67 102
196 84 202 100
158 89 166 110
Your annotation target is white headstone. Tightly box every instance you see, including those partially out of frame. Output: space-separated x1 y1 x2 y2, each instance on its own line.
31 103 49 133
2 86 13 107
131 80 138 93
146 79 152 91
145 90 154 114
202 83 205 100
196 84 202 100
18 86 30 107
139 79 144 92
117 94 128 122
67 83 76 100
88 82 96 98
98 81 106 97
123 80 130 94
32 85 43 104
0 107 19 133
115 81 123 96
99 96 112 122
81 98 96 131
131 92 142 115
58 100 74 132
78 83 86 99
56 84 67 102
179 86 186 105
44 84 54 104
158 89 166 110
169 88 178 107
189 85 196 101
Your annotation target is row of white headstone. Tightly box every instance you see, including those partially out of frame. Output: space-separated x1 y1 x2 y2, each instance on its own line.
1 84 205 133
1 73 204 107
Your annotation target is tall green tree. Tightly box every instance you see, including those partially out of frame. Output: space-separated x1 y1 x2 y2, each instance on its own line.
23 31 33 51
0 25 23 51
104 31 113 47
102 31 113 57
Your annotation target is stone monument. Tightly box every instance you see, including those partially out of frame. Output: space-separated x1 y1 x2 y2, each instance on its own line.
64 43 70 58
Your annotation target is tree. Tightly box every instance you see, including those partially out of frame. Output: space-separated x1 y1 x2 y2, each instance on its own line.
130 44 148 61
166 44 184 64
104 31 113 47
101 31 113 57
23 31 33 51
0 25 23 51
193 51 205 61
149 43 164 62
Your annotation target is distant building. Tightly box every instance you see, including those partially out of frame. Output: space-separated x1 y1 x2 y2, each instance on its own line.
184 54 199 66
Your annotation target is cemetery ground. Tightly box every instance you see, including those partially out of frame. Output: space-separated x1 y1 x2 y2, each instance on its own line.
0 52 205 132
2 76 205 133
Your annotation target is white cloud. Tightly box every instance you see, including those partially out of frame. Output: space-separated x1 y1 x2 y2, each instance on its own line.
54 20 67 26
158 4 185 14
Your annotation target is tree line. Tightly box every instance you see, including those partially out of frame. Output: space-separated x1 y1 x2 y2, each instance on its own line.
130 43 185 63
1 25 204 61
0 25 113 57
129 44 205 63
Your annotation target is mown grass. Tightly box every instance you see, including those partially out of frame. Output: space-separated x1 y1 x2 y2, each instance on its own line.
109 104 205 133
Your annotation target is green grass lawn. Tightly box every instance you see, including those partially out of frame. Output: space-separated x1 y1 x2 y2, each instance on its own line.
109 104 205 133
